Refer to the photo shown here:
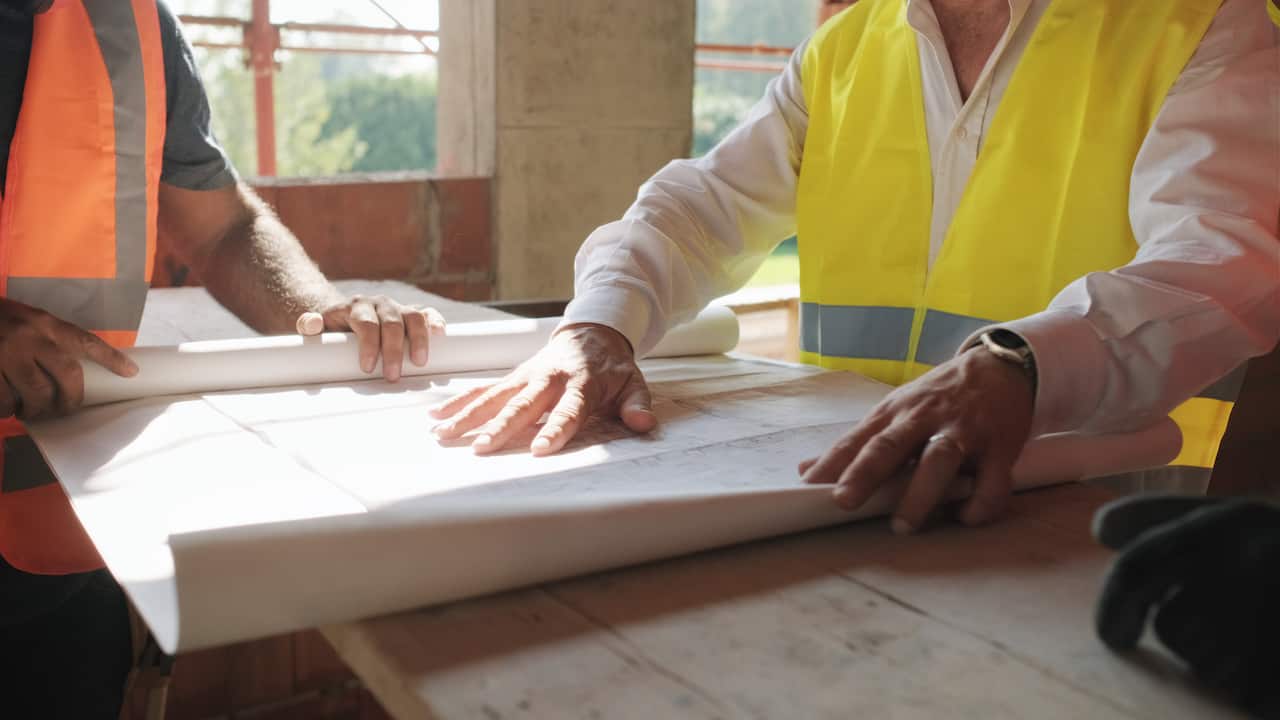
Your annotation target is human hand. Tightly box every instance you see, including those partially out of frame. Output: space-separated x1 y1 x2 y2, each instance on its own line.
1093 494 1280 716
0 298 138 420
798 347 1034 533
429 323 655 456
296 295 446 382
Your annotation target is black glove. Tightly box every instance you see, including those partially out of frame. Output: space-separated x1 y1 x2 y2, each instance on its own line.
1093 494 1280 718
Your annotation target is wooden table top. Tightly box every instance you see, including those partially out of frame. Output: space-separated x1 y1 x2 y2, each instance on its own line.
140 284 1239 720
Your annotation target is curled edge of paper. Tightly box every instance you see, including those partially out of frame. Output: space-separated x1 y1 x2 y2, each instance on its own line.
162 417 1180 653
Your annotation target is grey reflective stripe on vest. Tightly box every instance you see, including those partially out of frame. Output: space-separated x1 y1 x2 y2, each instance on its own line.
800 302 1244 403
4 0 149 332
2 435 58 492
914 310 995 366
800 303 914 361
799 304 987 363
4 278 150 332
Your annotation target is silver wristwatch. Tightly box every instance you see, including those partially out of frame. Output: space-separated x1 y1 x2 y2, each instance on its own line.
977 329 1037 392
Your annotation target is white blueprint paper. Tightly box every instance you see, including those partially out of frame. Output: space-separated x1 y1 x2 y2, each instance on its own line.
26 310 1181 653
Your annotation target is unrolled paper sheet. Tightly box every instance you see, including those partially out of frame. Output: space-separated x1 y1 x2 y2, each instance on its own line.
29 308 1182 653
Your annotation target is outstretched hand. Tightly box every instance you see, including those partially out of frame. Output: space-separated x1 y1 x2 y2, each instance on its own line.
430 323 655 456
799 347 1034 533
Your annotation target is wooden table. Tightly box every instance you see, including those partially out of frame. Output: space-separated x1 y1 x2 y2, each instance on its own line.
139 284 1240 720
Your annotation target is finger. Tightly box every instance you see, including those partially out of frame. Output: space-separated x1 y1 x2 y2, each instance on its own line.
892 433 968 534
72 329 138 378
429 384 489 420
1091 495 1221 551
296 311 324 336
797 457 817 475
431 383 522 440
957 446 1017 527
36 349 85 415
531 382 590 457
616 371 656 433
424 307 446 336
6 363 56 421
831 419 931 511
472 380 559 455
404 310 430 367
337 299 380 374
1095 501 1250 651
375 302 405 382
801 414 890 486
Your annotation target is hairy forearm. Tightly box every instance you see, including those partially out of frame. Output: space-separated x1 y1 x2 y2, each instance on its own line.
198 186 343 334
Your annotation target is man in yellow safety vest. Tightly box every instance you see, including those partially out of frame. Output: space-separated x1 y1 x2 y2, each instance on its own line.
433 0 1279 535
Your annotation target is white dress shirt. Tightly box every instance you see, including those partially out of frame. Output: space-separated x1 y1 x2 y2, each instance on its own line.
563 0 1280 439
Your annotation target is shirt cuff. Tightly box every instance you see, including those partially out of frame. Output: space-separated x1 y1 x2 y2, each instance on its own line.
957 309 1108 437
559 285 656 356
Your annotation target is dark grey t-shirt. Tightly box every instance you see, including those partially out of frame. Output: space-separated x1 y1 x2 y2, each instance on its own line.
0 1 236 191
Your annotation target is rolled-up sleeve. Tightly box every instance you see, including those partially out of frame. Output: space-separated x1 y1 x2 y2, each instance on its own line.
157 1 237 191
561 43 811 355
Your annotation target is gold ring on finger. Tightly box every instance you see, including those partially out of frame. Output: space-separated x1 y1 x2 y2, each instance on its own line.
927 432 969 458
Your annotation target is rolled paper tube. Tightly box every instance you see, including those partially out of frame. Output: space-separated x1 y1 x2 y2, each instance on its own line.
81 306 741 406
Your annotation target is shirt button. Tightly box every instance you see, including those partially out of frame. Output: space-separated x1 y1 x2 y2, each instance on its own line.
956 127 969 141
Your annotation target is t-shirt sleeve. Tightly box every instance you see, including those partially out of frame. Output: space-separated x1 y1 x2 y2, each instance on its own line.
157 1 238 190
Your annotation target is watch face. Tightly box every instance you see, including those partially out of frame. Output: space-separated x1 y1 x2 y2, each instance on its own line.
988 329 1026 350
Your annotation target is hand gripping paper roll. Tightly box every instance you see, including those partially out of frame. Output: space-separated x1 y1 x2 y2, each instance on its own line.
81 306 740 406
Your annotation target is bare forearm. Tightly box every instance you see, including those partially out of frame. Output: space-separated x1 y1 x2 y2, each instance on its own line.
198 185 344 334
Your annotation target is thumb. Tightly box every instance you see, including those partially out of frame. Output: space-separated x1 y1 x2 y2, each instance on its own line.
617 371 656 433
296 311 325 336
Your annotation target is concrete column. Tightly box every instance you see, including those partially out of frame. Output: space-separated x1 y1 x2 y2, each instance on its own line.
439 0 695 300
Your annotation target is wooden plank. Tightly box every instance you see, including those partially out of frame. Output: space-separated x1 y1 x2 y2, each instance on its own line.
325 485 1244 719
295 629 356 694
226 635 296 711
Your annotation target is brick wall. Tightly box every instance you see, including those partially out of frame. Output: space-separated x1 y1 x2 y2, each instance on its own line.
153 174 495 303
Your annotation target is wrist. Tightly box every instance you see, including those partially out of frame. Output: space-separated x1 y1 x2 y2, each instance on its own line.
968 329 1037 395
554 322 636 357
962 330 1034 404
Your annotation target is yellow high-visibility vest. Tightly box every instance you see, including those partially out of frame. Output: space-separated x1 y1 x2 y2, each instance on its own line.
795 0 1237 470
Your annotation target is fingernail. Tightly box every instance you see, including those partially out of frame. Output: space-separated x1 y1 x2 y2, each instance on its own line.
532 437 551 452
474 434 492 448
891 517 916 535
413 349 428 366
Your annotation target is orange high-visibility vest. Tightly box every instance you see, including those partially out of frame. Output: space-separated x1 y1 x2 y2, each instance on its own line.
0 0 165 575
